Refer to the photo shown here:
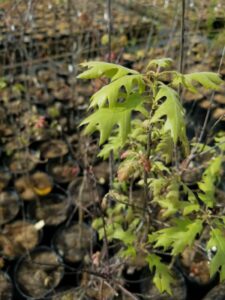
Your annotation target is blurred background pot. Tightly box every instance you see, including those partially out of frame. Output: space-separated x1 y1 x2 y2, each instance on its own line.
47 158 80 184
177 244 218 299
0 169 11 191
178 245 214 286
50 287 90 300
9 151 38 174
14 247 64 299
0 220 43 260
0 271 13 300
29 193 70 226
52 222 96 264
80 272 118 300
0 190 20 225
40 139 68 160
203 281 225 300
15 171 53 201
68 176 104 209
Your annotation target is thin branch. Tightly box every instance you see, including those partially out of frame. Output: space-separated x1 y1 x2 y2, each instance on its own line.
179 0 185 74
105 0 114 189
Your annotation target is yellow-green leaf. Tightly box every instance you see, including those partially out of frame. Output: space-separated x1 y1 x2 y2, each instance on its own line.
90 74 145 108
207 228 225 281
77 61 138 81
150 84 188 151
146 253 174 295
148 218 203 255
80 93 148 145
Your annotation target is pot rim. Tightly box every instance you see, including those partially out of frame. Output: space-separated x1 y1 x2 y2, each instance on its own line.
14 246 65 300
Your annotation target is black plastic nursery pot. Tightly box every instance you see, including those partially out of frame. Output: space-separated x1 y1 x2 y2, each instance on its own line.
14 247 64 299
0 220 43 260
15 175 37 201
0 168 11 191
177 245 218 299
4 134 30 154
28 171 53 197
178 246 214 285
139 266 187 300
0 190 20 225
203 281 225 300
15 171 53 201
28 193 70 226
49 287 90 300
9 151 38 174
80 271 119 300
40 139 69 161
52 222 96 264
68 176 105 209
46 158 80 184
0 271 13 300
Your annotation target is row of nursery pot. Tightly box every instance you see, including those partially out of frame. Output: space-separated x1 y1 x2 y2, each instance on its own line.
0 174 107 228
1 245 221 300
0 220 95 299
0 137 108 189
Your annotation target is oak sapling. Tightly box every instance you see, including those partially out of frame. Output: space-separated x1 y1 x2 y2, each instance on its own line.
78 58 224 294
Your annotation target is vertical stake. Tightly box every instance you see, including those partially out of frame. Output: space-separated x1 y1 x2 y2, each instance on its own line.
106 0 114 189
179 0 185 76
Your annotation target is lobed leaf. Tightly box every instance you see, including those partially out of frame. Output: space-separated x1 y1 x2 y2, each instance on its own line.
90 74 145 108
146 253 174 295
149 177 167 198
181 184 200 216
80 93 148 145
184 72 223 91
98 134 122 159
77 61 138 81
215 132 225 152
198 156 222 208
120 245 136 258
147 58 173 69
150 84 188 152
148 218 203 255
111 227 136 244
207 228 225 281
157 181 180 217
156 131 174 164
172 72 223 93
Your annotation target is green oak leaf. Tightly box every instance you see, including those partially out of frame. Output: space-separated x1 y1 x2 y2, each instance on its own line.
150 84 188 151
98 134 122 159
181 184 200 216
147 58 173 69
90 74 145 108
77 61 139 81
111 227 136 244
172 72 223 93
148 218 203 255
198 156 222 208
157 180 180 217
215 133 225 152
207 228 225 281
184 72 223 91
156 131 174 164
80 93 148 145
146 253 174 295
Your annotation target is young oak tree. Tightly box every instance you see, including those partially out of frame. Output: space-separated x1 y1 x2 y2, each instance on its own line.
78 58 224 295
